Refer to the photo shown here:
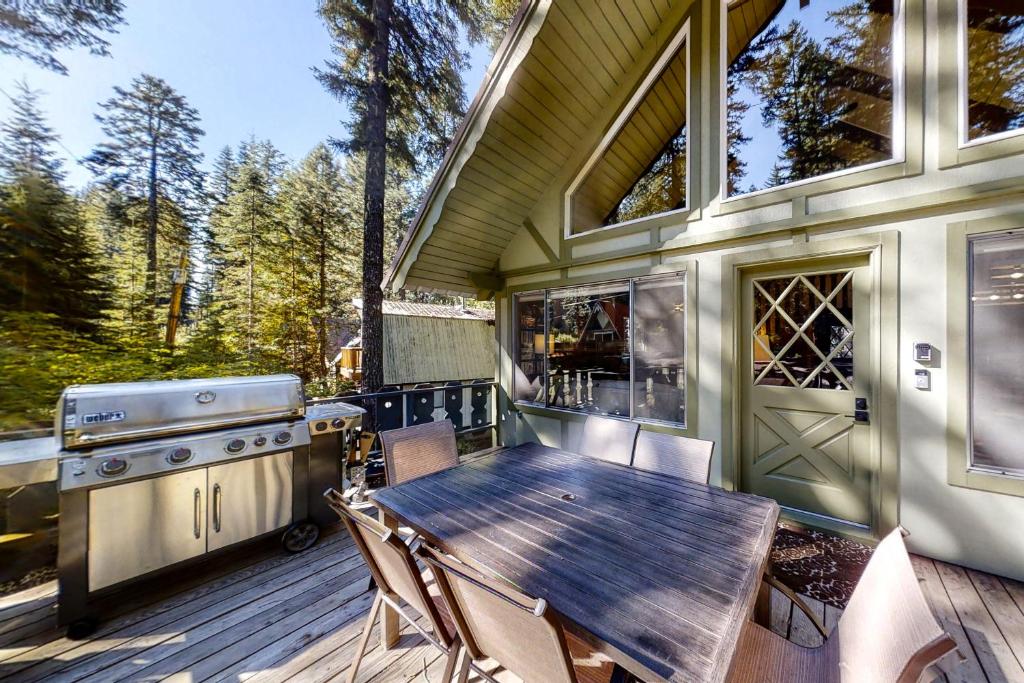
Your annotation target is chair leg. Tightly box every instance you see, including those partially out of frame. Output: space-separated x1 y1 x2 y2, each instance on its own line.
347 590 383 683
440 636 462 683
456 647 472 683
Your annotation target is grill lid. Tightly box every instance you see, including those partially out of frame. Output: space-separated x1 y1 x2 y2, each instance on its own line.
56 375 305 450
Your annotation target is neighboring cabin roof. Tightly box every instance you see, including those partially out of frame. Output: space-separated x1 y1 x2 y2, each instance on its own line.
352 298 495 322
385 0 701 296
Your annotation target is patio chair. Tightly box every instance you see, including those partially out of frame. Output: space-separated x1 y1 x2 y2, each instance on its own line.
631 431 714 484
726 528 960 683
323 489 462 683
379 419 459 486
575 415 639 466
417 543 615 683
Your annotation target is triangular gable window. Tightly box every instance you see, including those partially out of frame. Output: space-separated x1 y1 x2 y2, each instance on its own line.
568 24 690 236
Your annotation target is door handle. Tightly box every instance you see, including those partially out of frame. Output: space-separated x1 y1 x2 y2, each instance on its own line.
213 483 222 533
193 488 201 539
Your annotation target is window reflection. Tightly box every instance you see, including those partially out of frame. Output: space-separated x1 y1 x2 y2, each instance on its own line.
513 275 688 426
633 277 687 423
965 1 1024 142
726 0 896 196
513 293 545 404
970 233 1024 475
547 284 631 416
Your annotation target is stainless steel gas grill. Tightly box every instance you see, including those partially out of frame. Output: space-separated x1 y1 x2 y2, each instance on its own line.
54 375 361 638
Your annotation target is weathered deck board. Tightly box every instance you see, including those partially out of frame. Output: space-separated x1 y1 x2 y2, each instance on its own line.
0 525 1020 681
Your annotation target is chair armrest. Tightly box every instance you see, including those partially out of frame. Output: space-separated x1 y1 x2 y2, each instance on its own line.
763 574 829 638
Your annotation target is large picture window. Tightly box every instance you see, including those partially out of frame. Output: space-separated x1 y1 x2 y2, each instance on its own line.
513 274 687 426
969 232 1024 476
725 0 899 196
962 1 1024 143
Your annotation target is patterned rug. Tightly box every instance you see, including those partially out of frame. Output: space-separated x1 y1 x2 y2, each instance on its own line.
769 523 873 609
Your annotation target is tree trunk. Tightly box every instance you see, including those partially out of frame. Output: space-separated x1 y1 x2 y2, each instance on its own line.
247 189 255 363
360 0 393 398
146 141 159 327
318 218 328 380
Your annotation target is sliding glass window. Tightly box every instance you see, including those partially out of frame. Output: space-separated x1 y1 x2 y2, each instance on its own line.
513 274 687 426
969 232 1024 476
725 0 899 196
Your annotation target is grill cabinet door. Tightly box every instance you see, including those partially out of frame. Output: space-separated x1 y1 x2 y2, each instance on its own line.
207 451 292 552
88 468 207 591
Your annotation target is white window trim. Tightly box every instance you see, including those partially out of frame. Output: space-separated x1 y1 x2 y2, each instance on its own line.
563 20 691 241
513 273 689 428
957 0 1024 148
718 0 908 203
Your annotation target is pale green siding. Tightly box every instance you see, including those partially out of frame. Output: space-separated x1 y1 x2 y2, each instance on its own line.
383 316 494 385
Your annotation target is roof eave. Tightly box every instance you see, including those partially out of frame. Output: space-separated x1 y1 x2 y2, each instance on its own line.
383 0 545 293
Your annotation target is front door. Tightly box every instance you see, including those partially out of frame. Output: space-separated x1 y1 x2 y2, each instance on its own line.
740 257 876 530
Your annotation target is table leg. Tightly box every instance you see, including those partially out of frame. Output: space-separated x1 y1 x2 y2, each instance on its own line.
378 508 401 650
754 578 772 628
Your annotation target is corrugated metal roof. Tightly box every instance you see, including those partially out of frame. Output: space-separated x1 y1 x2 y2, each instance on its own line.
352 298 495 321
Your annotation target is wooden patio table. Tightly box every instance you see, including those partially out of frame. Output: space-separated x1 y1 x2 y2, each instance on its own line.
371 442 780 683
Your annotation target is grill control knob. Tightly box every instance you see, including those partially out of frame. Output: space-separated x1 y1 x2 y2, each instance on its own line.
253 434 267 447
273 431 292 446
225 438 246 454
315 421 328 432
98 457 128 477
331 418 345 430
167 447 193 465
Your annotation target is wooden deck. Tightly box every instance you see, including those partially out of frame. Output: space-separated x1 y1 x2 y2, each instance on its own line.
0 524 1021 682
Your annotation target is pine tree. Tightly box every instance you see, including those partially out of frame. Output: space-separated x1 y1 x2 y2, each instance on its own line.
86 74 205 335
0 81 110 335
0 0 125 75
314 0 514 393
279 143 354 381
213 139 286 366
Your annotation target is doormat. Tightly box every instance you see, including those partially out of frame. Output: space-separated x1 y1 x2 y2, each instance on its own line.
769 523 873 609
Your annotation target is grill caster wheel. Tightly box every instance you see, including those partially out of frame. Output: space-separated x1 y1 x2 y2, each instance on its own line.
282 521 319 553
66 617 98 640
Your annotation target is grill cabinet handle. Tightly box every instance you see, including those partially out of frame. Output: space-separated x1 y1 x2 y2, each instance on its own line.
193 488 201 539
213 483 222 533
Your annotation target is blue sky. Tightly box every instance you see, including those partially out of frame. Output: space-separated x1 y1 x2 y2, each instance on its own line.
0 0 493 190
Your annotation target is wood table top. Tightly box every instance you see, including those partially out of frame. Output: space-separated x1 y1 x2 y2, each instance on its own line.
371 442 780 683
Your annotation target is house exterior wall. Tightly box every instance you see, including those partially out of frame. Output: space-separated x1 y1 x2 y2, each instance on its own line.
383 316 495 385
489 0 1024 581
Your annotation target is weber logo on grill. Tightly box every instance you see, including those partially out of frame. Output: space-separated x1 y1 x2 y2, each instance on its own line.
82 411 126 425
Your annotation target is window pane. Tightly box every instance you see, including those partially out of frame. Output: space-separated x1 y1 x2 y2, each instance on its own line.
513 293 545 404
571 36 687 233
752 272 854 389
633 276 686 424
547 283 630 416
970 234 1024 474
965 2 1024 141
726 0 896 196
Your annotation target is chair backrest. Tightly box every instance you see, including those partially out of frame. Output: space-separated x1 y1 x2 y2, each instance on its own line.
323 489 453 648
631 431 714 484
575 415 638 465
831 529 957 683
417 544 578 683
379 420 459 485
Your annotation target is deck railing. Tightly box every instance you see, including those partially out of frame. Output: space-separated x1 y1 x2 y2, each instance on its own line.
309 379 496 455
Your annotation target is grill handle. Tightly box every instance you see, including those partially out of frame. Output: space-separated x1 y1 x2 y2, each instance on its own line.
193 488 201 539
213 484 222 533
